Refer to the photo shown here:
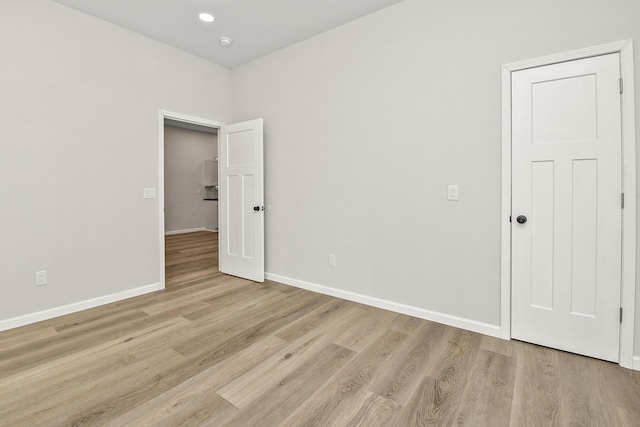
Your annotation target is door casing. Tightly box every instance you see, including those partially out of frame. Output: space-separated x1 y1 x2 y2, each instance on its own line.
500 40 637 369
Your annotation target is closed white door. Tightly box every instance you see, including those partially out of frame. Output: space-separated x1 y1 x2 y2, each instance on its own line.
511 54 622 362
219 119 264 282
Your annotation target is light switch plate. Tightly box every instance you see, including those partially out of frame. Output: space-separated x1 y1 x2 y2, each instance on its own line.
144 188 156 199
448 185 459 201
329 254 336 268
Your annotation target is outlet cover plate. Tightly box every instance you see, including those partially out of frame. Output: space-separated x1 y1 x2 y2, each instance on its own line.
36 270 47 286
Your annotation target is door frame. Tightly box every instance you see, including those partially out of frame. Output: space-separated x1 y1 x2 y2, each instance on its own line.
158 110 225 289
500 40 637 369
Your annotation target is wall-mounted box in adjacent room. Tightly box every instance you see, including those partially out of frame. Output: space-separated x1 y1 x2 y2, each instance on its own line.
203 159 218 187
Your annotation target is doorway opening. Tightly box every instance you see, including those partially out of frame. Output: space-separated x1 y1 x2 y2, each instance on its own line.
158 111 224 290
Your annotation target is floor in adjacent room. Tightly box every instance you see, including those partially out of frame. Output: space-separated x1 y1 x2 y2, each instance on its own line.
0 231 638 426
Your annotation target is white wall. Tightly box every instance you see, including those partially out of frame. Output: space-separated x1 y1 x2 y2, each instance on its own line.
0 0 230 324
164 126 218 233
231 0 640 352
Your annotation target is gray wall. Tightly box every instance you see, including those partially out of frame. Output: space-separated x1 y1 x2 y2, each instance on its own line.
231 0 640 354
0 0 230 322
2 0 639 361
164 126 218 233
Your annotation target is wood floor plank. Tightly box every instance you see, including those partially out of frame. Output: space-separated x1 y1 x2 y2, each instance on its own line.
0 326 58 351
367 320 451 406
616 407 640 427
381 327 484 427
164 232 218 287
393 374 440 427
281 328 408 426
218 333 333 408
451 348 516 426
141 279 242 315
0 350 142 426
1 344 185 426
171 291 327 359
332 306 397 351
260 279 300 294
509 343 562 426
274 298 363 342
0 310 186 380
580 352 640 415
154 391 236 427
0 317 191 407
556 348 632 426
64 348 189 426
106 336 288 426
219 343 356 426
0 231 638 425
217 303 365 408
417 328 483 426
388 312 424 335
480 333 515 357
343 392 402 427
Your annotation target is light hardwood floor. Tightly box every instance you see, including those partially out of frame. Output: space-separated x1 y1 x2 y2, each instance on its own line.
1 231 639 426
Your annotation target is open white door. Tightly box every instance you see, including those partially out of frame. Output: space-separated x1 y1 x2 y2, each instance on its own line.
219 119 264 282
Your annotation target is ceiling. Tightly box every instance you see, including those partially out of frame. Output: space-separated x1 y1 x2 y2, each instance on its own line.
52 0 405 69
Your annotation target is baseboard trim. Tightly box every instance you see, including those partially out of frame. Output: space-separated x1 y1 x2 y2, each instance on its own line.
265 273 501 338
633 356 640 371
0 283 161 332
165 228 205 235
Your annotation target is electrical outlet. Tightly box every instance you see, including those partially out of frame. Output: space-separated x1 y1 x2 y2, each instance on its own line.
329 254 336 268
36 270 47 286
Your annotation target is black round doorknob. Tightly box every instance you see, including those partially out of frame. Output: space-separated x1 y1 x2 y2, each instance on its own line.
516 215 527 224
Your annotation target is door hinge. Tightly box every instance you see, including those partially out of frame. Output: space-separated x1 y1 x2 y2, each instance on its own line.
620 307 623 322
620 77 624 94
509 215 512 223
621 193 625 209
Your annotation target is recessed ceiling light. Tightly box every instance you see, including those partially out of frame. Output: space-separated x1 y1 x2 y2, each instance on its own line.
198 13 214 23
219 37 232 46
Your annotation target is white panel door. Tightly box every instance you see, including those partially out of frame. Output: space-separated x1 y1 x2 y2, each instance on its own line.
219 119 264 282
511 54 622 361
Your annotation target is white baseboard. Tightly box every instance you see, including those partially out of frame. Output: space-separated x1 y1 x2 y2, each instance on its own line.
633 356 640 371
165 228 205 235
0 283 161 332
204 228 218 232
265 273 502 338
